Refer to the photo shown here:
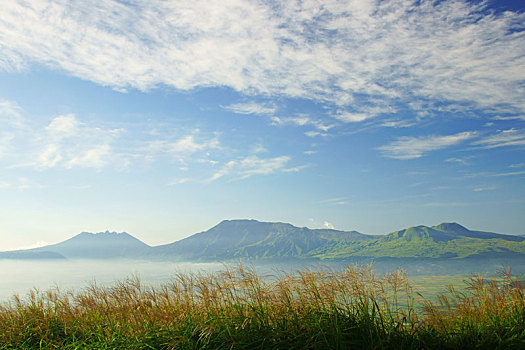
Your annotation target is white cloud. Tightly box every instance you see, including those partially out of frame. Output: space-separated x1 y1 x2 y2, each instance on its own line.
473 129 525 149
473 186 496 192
66 144 111 169
334 112 373 123
381 120 416 128
251 144 267 154
509 163 525 169
45 114 79 137
282 164 309 173
146 135 219 161
167 178 189 186
0 100 23 127
378 131 477 159
319 197 348 206
0 134 14 160
0 0 523 116
0 100 24 159
221 102 276 115
271 115 332 131
493 115 525 121
38 144 62 168
491 171 525 177
445 157 469 165
0 107 123 170
209 155 291 181
36 114 121 169
323 221 335 229
304 131 328 137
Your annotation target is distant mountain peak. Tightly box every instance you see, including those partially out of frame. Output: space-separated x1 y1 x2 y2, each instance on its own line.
433 222 469 233
77 231 132 237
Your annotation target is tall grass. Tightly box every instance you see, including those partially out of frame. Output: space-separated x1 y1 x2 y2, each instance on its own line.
0 264 523 349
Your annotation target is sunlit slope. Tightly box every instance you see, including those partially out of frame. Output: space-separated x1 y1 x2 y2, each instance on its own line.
2 221 523 261
155 220 524 260
310 223 525 259
154 219 375 260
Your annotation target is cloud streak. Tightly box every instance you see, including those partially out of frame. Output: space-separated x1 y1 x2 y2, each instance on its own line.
0 0 523 118
473 129 525 149
145 135 220 162
209 155 291 181
378 131 477 159
221 102 276 115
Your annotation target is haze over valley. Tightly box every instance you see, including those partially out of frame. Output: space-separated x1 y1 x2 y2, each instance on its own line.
2 219 523 296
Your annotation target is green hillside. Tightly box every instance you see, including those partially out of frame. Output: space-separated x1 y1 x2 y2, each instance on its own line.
156 220 525 261
154 220 375 260
310 223 525 259
2 220 523 261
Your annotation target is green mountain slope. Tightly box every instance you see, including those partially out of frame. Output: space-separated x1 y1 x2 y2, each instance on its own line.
311 223 525 259
155 220 524 261
154 219 375 260
2 221 523 261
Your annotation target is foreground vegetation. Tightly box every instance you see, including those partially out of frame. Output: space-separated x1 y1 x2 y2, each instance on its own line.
1 265 524 349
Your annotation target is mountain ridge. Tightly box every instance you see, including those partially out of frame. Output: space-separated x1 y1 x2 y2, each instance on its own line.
1 220 523 261
2 230 153 259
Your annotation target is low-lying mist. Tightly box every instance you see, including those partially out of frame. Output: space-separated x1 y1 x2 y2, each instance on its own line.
2 257 524 302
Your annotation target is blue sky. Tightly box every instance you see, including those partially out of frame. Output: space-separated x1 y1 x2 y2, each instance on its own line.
0 0 524 250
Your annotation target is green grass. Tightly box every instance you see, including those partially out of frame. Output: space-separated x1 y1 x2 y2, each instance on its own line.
1 265 524 349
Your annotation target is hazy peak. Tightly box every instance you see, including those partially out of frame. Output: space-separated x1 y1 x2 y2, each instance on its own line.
78 231 130 237
433 222 469 233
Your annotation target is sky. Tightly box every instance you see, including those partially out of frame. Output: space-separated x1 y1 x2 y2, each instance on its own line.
0 0 524 250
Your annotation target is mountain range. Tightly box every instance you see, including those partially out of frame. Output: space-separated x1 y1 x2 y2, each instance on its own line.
1 220 524 261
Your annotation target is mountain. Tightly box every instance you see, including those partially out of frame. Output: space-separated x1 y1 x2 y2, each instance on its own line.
311 222 525 260
20 231 152 259
153 219 376 260
154 220 524 261
2 221 523 261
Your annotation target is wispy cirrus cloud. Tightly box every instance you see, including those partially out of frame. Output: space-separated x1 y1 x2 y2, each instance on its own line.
473 186 496 192
319 197 348 206
1 99 299 182
0 100 24 159
509 163 525 169
145 135 220 162
208 155 291 182
0 103 123 170
473 129 525 149
37 114 122 170
271 115 332 132
0 100 23 127
0 102 130 170
378 131 477 159
333 112 373 123
221 102 276 115
490 171 525 177
381 120 417 128
0 0 523 119
446 157 469 165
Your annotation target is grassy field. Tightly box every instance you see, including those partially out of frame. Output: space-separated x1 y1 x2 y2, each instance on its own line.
0 265 524 349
